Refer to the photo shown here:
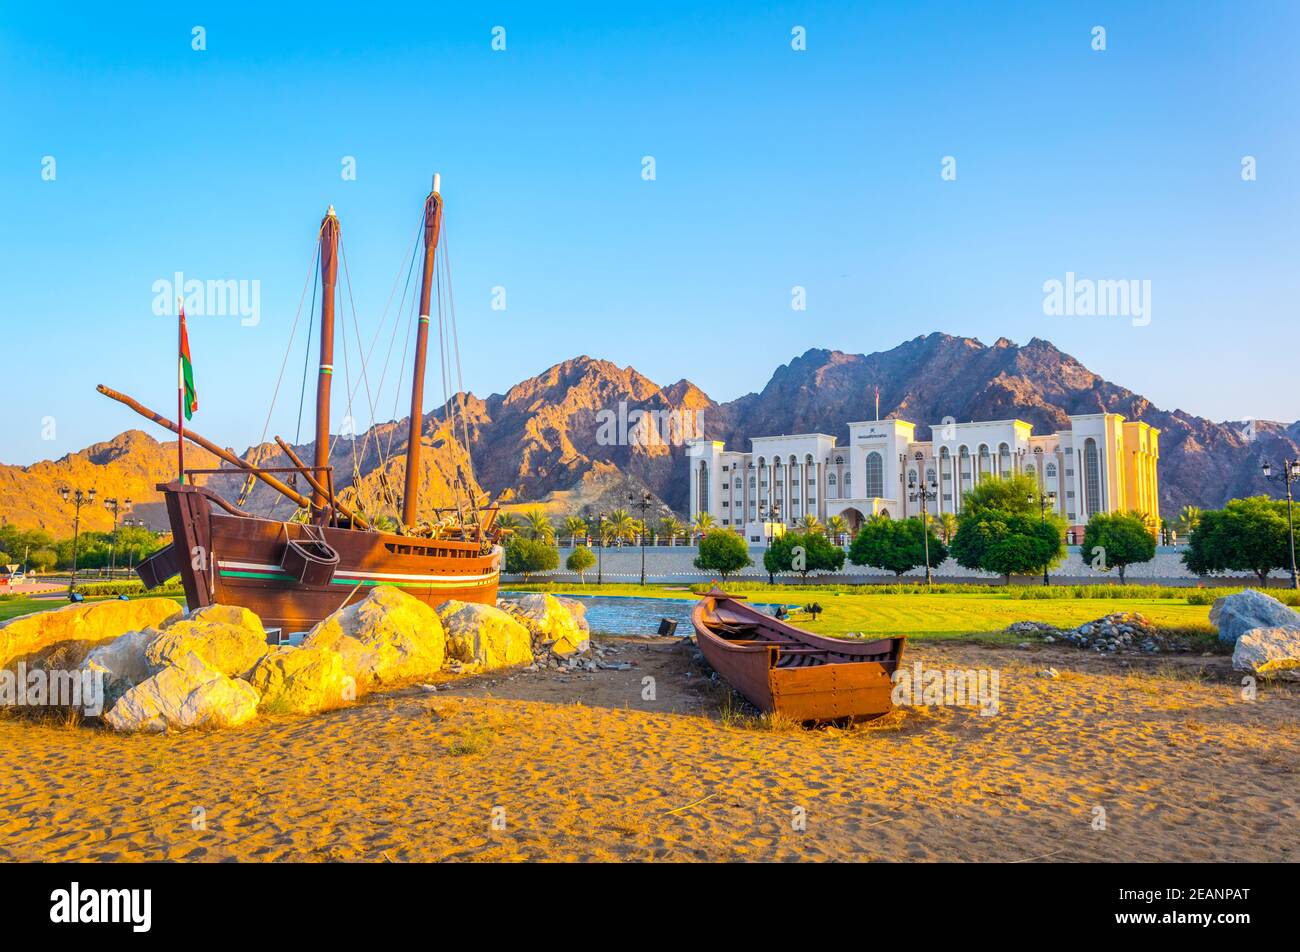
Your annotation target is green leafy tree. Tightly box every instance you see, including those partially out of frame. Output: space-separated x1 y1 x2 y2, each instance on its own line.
950 509 1065 584
848 516 949 577
825 515 849 545
693 529 751 579
1183 496 1293 584
495 512 523 536
565 546 596 582
28 548 58 573
1081 511 1157 583
561 516 587 547
691 511 715 540
504 536 559 581
764 531 846 579
961 473 1038 516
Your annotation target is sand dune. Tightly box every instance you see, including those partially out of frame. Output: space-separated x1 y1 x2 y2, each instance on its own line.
0 639 1295 862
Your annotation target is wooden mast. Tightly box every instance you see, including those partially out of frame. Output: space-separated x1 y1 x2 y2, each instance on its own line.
402 174 443 528
313 207 341 522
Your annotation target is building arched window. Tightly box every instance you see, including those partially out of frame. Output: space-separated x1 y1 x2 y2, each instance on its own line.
696 460 709 514
925 467 936 485
834 455 844 465
959 445 971 483
733 477 741 489
827 473 837 485
978 444 991 480
1084 438 1102 518
1024 462 1036 477
865 452 884 498
998 442 1011 476
1045 462 1057 479
748 475 755 488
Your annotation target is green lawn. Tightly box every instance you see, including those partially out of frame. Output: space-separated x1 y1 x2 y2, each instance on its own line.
2 585 1218 648
502 582 1218 645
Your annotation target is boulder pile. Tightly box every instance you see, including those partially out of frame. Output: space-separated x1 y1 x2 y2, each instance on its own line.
1007 612 1188 653
2 584 596 732
1209 590 1300 680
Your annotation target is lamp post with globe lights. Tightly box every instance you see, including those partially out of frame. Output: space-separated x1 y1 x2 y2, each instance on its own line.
1261 459 1300 589
1028 490 1057 586
907 452 939 585
60 486 96 598
103 496 132 578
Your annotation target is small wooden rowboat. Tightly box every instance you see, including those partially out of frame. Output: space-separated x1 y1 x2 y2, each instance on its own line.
691 587 905 723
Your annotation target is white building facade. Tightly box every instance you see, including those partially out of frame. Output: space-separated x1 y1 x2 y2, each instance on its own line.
686 413 1159 543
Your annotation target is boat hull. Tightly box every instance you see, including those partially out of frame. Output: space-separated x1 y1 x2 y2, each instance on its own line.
150 483 500 634
691 589 904 723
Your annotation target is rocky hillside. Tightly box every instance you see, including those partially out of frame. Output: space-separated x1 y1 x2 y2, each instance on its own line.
3 334 1291 534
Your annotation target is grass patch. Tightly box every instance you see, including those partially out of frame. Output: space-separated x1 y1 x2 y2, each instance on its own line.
447 724 494 756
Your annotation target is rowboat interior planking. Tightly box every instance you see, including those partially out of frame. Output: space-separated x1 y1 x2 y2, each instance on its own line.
692 586 905 724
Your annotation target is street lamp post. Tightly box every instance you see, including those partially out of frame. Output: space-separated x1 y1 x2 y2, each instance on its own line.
60 486 96 598
627 491 653 586
1262 459 1300 589
907 452 938 585
122 517 146 575
1027 490 1058 586
595 513 606 586
103 496 132 579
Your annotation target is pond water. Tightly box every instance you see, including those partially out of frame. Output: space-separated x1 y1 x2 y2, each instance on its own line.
500 591 798 637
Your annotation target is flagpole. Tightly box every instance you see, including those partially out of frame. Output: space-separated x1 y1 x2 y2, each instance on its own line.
177 296 185 486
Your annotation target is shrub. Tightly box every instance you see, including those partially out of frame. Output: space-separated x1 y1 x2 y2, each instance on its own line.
693 530 752 579
504 537 559 581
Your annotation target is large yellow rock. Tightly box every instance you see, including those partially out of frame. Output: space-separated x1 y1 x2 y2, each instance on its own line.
437 600 533 670
145 604 269 679
0 598 183 671
303 585 445 690
104 650 260 733
502 593 590 657
248 645 350 714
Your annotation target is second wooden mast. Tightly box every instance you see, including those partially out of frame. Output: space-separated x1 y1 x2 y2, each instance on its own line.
402 174 444 529
312 206 341 523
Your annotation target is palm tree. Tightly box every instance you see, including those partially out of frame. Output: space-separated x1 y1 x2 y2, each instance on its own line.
495 512 522 536
797 513 822 535
659 516 685 547
691 511 715 542
825 514 849 545
561 515 587 547
596 514 616 547
608 508 635 546
941 512 961 543
523 509 555 543
1179 505 1201 532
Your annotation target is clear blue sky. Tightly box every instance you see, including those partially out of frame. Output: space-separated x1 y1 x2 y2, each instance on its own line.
2 1 1296 466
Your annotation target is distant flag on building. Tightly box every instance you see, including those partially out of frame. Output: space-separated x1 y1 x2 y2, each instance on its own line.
874 385 880 421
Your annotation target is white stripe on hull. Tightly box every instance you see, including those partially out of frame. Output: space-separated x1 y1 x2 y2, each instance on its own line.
217 560 498 584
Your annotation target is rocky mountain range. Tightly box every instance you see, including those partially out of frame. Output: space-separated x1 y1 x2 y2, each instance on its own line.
3 333 1294 537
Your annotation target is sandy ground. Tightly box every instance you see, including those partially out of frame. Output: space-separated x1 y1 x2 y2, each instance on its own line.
0 637 1296 862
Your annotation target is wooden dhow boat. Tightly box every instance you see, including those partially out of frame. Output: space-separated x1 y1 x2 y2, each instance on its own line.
100 175 503 635
692 587 905 723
